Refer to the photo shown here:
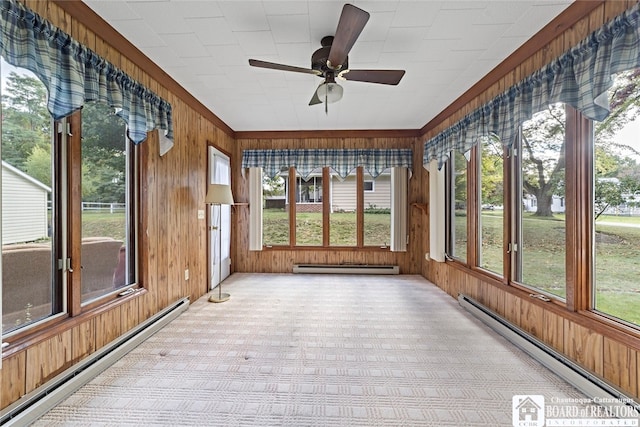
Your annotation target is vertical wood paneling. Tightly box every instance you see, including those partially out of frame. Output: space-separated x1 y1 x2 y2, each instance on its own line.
95 308 123 350
121 299 139 333
1 352 26 408
563 320 604 376
542 310 564 352
503 293 521 326
71 318 96 362
603 338 637 395
25 331 72 392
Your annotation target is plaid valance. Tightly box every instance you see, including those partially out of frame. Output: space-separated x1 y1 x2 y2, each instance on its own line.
242 149 413 180
0 0 173 149
423 2 640 170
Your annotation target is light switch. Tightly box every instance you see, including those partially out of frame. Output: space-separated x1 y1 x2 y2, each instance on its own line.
197 209 205 219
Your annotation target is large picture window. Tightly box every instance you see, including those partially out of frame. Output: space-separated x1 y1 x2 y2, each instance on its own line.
593 69 640 326
1 58 139 337
254 164 406 249
516 103 567 299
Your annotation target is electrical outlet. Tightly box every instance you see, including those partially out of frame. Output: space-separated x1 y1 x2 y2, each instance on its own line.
425 252 430 260
184 269 189 281
197 209 205 219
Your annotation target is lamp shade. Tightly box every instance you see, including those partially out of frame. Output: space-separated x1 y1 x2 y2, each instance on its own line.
205 183 235 205
316 81 343 103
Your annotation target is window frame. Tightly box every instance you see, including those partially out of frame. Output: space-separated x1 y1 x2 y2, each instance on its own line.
363 179 374 192
259 165 405 250
2 108 142 344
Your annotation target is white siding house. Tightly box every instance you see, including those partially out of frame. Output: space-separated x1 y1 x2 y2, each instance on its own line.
522 194 566 213
331 174 391 212
277 170 392 213
2 161 51 244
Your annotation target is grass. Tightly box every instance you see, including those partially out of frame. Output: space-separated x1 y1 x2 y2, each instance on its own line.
264 209 390 246
82 211 126 241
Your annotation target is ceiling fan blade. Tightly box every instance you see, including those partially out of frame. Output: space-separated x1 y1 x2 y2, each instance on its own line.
309 84 322 106
327 4 369 69
341 69 406 85
249 59 322 76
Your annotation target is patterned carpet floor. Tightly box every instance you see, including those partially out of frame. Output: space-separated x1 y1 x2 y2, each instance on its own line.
34 273 594 426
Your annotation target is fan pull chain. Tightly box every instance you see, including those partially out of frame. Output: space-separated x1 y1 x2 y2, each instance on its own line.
325 91 328 115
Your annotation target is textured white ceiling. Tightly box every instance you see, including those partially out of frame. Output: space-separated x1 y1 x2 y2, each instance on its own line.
84 0 573 132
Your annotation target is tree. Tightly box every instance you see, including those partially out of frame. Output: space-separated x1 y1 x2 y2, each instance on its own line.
24 145 52 187
520 68 640 217
521 103 566 217
594 178 624 219
263 174 285 198
453 151 467 211
80 102 127 203
481 134 504 207
1 71 50 170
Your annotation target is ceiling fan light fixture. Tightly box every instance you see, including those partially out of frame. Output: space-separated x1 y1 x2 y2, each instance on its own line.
316 81 343 103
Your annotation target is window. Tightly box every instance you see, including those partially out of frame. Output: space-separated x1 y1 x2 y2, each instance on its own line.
1 58 139 337
262 169 288 247
515 103 567 299
80 102 136 304
479 135 504 275
446 151 468 263
363 171 391 247
255 165 406 249
330 169 356 246
295 168 323 246
593 69 640 326
1 61 56 334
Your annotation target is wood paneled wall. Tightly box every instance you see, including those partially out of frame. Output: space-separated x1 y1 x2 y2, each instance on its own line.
421 0 640 400
1 0 234 409
233 137 427 274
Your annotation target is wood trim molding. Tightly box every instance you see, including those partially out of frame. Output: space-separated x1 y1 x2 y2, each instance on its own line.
235 129 421 140
51 0 235 138
419 0 606 138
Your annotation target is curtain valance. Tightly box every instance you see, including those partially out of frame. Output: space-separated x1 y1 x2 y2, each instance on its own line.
0 0 173 148
242 148 413 180
423 2 640 170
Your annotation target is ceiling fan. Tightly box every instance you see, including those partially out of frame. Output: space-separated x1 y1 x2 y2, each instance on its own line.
248 3 406 112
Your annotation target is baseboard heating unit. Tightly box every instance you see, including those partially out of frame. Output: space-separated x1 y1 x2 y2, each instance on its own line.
458 294 640 414
0 296 190 426
293 264 399 275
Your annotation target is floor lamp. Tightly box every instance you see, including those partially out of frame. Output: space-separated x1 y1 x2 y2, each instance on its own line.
205 183 235 303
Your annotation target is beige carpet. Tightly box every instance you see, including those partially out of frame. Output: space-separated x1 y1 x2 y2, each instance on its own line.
34 274 595 426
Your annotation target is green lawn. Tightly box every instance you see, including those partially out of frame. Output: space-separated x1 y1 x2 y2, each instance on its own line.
82 211 126 241
264 209 390 246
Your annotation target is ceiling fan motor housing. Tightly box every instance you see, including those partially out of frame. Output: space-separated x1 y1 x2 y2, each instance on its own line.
312 36 348 74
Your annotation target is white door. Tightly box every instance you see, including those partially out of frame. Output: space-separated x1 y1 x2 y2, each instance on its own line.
208 147 231 290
